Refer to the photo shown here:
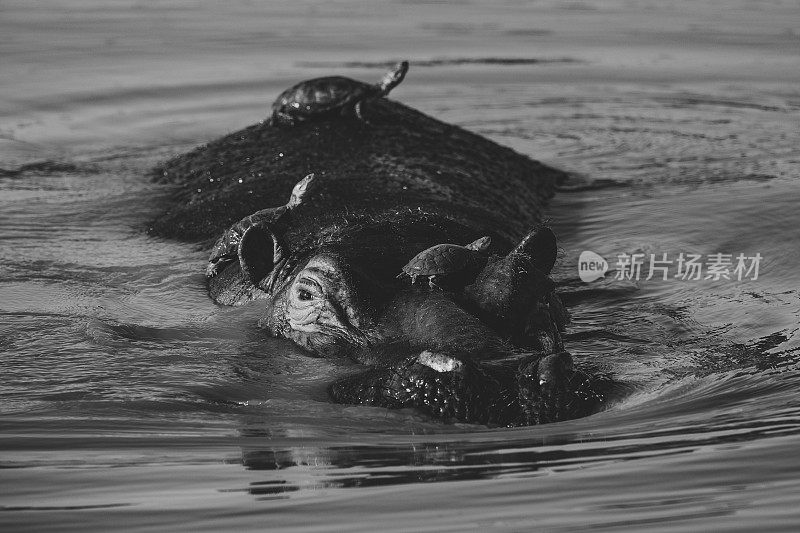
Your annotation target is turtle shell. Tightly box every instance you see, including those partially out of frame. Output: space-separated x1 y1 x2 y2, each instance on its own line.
272 76 375 120
402 243 485 278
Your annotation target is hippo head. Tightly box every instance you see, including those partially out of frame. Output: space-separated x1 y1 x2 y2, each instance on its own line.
228 213 566 366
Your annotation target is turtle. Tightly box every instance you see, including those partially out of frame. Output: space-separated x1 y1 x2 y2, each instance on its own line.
270 61 409 126
205 173 314 277
400 236 492 290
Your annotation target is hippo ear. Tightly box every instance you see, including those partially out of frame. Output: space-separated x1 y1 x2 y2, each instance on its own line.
238 225 287 289
516 227 557 274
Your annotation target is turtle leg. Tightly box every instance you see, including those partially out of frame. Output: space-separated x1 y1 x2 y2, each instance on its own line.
271 112 295 127
354 100 372 125
429 276 443 291
206 255 237 277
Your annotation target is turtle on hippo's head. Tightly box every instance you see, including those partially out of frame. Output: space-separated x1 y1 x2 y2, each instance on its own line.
399 235 492 290
270 61 409 126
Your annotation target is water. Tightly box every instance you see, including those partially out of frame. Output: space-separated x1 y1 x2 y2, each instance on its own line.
2 0 800 530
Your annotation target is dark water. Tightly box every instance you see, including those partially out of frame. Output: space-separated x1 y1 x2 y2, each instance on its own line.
2 1 800 530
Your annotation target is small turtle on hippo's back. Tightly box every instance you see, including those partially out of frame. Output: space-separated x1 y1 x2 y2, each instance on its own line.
270 61 409 126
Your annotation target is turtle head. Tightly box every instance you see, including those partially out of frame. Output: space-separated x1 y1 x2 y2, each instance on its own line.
287 172 315 208
466 236 492 252
378 61 409 95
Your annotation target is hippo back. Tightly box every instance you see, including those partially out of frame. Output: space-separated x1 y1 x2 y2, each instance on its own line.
150 98 567 253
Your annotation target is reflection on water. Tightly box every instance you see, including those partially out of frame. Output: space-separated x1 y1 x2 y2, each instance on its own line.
238 401 800 494
2 0 800 531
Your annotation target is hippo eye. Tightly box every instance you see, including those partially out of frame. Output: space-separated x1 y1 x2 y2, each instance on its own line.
298 288 313 301
294 276 324 302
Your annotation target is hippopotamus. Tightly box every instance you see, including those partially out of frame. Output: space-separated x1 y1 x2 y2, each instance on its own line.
150 71 611 426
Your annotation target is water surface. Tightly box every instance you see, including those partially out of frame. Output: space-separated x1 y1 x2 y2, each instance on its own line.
2 1 800 531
